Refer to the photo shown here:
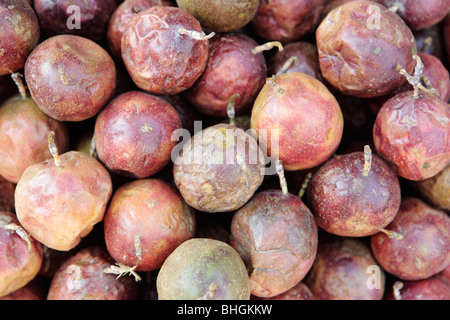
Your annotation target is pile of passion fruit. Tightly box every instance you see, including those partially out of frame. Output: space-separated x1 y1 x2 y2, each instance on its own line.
0 0 449 301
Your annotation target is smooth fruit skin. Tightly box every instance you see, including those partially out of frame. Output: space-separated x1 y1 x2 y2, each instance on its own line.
104 179 196 271
25 35 117 122
268 41 324 82
157 238 251 300
185 33 267 118
307 152 401 237
305 236 385 300
0 0 40 76
94 91 181 179
121 6 209 95
250 0 327 44
256 282 316 300
371 197 450 281
373 91 450 181
15 151 113 251
47 246 138 300
107 0 174 58
33 0 117 42
316 0 417 98
0 211 43 298
251 72 343 171
384 276 450 300
379 0 450 30
176 0 259 33
230 189 318 298
0 95 69 183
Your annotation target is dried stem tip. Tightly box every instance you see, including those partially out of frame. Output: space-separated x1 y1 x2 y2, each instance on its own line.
266 75 284 94
393 281 404 300
379 228 404 240
89 133 97 158
48 131 61 167
298 172 312 199
363 145 372 176
276 56 298 76
397 54 438 98
227 93 240 126
103 263 142 282
276 159 288 195
252 41 284 55
11 72 28 99
178 28 215 40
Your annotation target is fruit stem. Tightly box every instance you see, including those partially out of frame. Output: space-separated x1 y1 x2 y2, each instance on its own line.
363 145 372 176
421 37 433 53
266 75 284 94
298 172 312 199
103 262 142 282
89 133 97 158
276 56 298 76
227 94 240 126
276 159 288 195
397 54 438 98
178 28 215 41
48 131 61 167
10 73 28 99
393 281 403 300
378 228 404 240
252 41 284 55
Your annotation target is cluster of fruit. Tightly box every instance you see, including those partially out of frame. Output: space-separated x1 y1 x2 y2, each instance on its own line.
0 0 449 301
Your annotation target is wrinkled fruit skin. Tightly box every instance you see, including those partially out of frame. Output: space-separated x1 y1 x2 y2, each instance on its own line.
157 238 251 300
0 95 69 183
0 212 43 298
104 179 196 271
0 0 40 76
185 33 267 118
306 152 401 237
173 124 265 212
251 72 343 171
15 151 113 251
230 189 318 298
176 0 259 33
94 91 181 178
379 0 450 30
316 1 417 98
107 0 174 58
251 0 327 44
373 91 450 181
268 41 324 82
25 35 117 122
47 246 138 300
413 164 450 211
305 236 385 300
121 6 209 95
371 197 450 281
33 0 116 42
385 276 450 300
